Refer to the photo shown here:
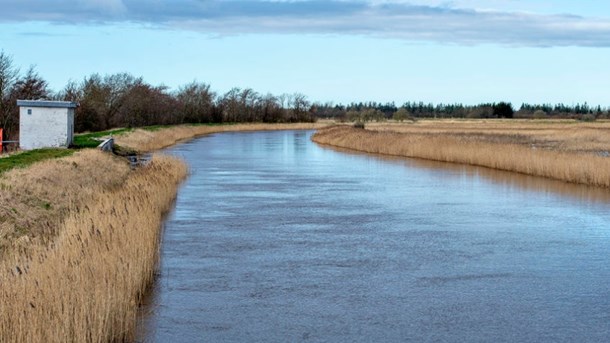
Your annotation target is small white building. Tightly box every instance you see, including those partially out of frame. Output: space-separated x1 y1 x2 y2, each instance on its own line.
17 100 77 150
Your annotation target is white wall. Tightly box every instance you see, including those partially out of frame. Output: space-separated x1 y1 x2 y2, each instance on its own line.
20 106 72 150
67 108 75 145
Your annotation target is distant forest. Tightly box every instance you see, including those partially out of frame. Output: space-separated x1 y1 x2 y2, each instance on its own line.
1 52 608 140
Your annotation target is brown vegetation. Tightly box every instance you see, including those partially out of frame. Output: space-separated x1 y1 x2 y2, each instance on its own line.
115 122 329 152
0 150 131 257
0 123 333 342
0 152 187 342
365 120 610 155
312 121 610 188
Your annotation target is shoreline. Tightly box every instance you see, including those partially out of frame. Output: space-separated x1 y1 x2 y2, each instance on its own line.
8 119 609 341
311 124 610 188
115 122 331 152
0 122 331 342
0 152 188 342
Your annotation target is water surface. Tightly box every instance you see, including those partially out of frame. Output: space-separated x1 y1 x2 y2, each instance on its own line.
137 130 610 342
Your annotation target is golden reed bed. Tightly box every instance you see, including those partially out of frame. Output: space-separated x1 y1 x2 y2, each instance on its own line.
312 122 610 188
0 151 187 342
0 123 329 342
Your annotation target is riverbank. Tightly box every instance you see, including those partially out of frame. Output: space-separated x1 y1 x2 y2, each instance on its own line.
312 121 610 188
0 122 331 342
115 122 330 152
0 150 188 342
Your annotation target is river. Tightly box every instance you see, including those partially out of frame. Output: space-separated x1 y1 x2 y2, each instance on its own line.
137 130 610 342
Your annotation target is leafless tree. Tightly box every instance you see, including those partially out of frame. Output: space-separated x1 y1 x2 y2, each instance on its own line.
176 81 216 123
0 51 19 139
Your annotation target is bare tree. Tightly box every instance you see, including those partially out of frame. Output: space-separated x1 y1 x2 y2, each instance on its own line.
220 87 243 122
176 81 216 123
0 51 19 139
121 83 178 127
58 80 82 102
240 88 260 122
10 66 49 101
289 93 312 122
260 93 283 122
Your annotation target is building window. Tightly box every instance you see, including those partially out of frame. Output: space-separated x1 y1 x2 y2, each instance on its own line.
27 109 32 115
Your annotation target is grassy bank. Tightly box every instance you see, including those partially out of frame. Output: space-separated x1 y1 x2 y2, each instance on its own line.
115 122 329 152
0 122 334 342
0 151 187 342
0 150 132 257
312 122 610 188
0 149 75 174
72 128 134 149
0 128 132 176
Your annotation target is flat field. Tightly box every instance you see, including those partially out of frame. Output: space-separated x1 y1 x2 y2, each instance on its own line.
366 119 610 156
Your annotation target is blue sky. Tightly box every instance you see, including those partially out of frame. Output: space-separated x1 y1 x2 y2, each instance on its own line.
1 0 609 106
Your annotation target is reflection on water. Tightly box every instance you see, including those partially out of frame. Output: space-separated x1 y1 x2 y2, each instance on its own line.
137 130 610 342
325 144 610 206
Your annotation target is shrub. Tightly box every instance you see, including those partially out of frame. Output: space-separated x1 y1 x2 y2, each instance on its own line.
533 110 548 119
493 102 514 118
353 121 365 129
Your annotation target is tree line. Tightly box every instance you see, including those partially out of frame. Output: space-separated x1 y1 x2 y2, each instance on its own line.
1 51 608 140
0 52 315 140
314 101 609 122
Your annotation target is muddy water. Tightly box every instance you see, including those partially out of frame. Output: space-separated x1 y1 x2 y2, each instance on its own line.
137 130 610 342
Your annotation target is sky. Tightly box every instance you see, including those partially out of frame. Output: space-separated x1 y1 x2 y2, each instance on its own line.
0 0 609 106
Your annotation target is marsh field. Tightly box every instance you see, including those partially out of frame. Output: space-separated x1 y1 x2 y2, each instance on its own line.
1 120 609 342
367 119 610 156
313 119 610 187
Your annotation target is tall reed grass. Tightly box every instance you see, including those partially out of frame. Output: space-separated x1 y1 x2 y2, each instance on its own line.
0 150 131 258
312 125 610 188
0 122 333 342
0 153 187 342
366 119 610 154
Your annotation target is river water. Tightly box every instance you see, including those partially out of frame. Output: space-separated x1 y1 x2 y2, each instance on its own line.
137 130 610 342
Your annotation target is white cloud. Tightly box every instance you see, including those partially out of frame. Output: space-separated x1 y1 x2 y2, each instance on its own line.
2 0 610 47
80 0 127 13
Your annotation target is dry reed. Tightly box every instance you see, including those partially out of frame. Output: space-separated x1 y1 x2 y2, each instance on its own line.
115 123 329 152
366 119 610 155
0 150 131 258
0 122 333 342
312 124 610 188
0 153 188 342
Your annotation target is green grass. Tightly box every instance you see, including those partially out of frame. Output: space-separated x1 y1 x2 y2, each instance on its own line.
72 128 134 148
1 123 235 174
72 124 230 147
0 149 74 174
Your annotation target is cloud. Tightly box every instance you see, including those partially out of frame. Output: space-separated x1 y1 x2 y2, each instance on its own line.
2 0 610 47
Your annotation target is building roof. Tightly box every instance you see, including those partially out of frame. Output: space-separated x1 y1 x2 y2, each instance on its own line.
16 100 78 108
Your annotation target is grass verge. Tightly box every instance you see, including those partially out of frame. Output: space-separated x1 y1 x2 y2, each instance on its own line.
72 128 134 149
0 149 74 174
0 128 132 175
